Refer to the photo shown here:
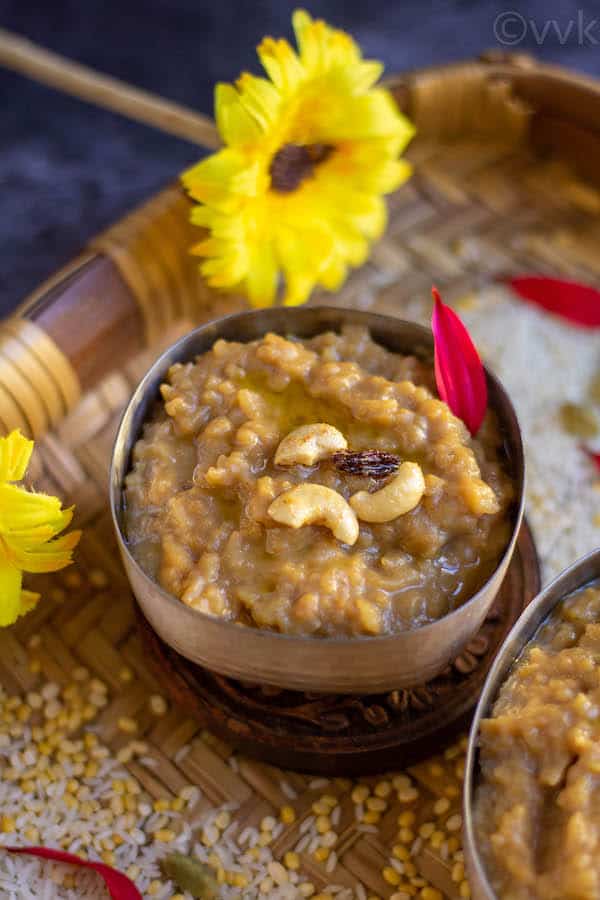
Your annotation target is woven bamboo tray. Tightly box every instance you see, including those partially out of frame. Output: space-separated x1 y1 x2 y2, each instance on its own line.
2 52 600 899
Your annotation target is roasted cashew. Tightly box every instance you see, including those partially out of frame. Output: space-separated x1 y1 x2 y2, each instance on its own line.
268 483 359 545
350 461 425 523
274 423 347 466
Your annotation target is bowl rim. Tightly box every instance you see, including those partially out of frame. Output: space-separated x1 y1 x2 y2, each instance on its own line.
110 304 526 649
463 547 600 899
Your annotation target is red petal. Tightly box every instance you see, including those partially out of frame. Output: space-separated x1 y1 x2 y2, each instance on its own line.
506 276 600 329
431 287 487 436
582 445 600 471
3 846 142 900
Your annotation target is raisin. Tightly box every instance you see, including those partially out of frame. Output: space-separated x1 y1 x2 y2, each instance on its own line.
331 450 400 478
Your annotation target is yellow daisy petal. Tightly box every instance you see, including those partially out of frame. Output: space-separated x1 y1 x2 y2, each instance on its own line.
201 250 248 288
236 73 281 131
327 186 388 240
319 255 347 292
0 432 80 624
257 36 304 95
189 205 215 229
5 521 70 547
342 60 384 93
277 221 335 306
291 9 319 71
338 155 412 195
190 237 222 258
19 590 41 618
320 91 410 143
381 158 413 193
293 9 360 74
10 503 75 538
230 160 268 198
329 223 370 267
0 484 64 530
4 529 81 574
181 150 247 210
0 430 34 483
282 275 316 307
215 83 263 146
192 207 248 242
0 564 23 627
246 242 278 308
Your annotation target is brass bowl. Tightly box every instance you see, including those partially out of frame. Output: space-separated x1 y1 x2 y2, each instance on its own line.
110 306 525 693
463 548 600 899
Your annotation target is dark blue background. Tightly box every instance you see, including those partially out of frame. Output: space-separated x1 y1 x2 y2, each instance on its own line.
2 0 600 314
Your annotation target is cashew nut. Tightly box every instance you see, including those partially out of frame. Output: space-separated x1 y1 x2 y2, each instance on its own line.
274 423 347 467
268 484 359 545
350 461 425 523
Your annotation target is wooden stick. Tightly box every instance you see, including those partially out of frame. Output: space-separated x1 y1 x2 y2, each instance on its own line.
0 27 220 149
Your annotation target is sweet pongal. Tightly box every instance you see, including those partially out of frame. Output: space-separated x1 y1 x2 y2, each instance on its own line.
124 326 513 636
475 582 600 900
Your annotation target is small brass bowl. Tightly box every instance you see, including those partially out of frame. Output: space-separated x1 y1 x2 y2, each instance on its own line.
110 306 525 694
463 548 600 899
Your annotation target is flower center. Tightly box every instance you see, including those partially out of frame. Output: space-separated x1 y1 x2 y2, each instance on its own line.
269 143 333 193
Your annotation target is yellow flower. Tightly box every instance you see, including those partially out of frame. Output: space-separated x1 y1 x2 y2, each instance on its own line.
0 430 80 626
182 9 414 307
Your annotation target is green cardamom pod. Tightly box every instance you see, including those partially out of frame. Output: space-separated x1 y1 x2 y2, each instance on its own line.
559 402 599 438
161 853 220 898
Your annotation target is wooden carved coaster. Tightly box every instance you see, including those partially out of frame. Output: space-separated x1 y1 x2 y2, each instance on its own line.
137 522 540 775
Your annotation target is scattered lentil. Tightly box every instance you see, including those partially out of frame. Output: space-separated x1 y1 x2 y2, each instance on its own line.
383 866 402 886
117 716 137 734
316 815 331 833
446 813 462 832
397 811 416 827
374 780 392 798
351 785 370 804
398 827 415 843
280 805 296 824
149 694 168 716
284 851 300 870
433 797 450 816
0 657 472 899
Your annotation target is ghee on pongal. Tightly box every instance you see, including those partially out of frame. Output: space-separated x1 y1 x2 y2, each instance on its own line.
124 325 513 637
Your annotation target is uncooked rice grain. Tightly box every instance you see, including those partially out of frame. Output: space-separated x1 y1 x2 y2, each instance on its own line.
326 850 338 873
280 780 298 800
